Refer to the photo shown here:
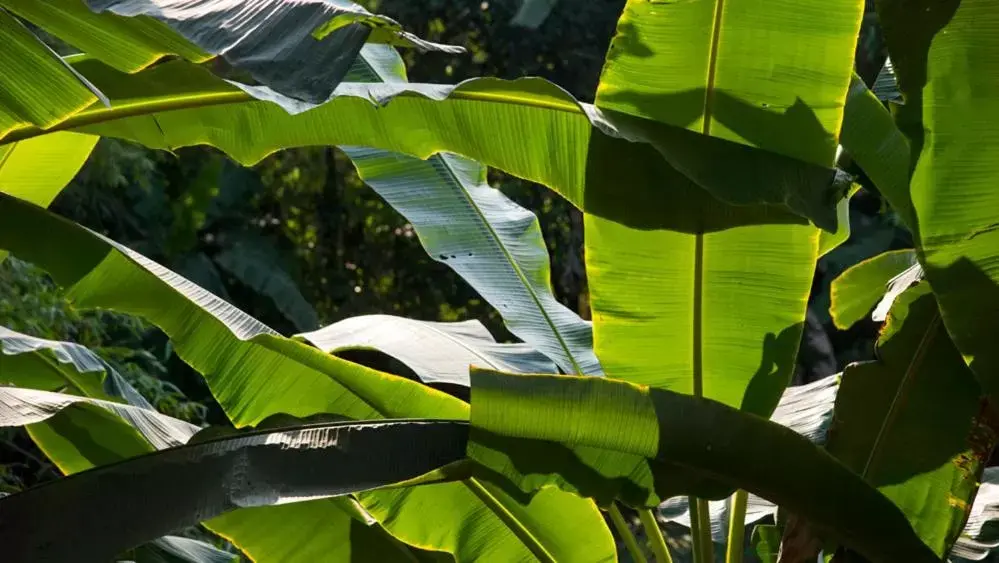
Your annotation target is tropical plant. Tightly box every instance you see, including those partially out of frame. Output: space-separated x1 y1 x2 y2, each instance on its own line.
0 0 997 562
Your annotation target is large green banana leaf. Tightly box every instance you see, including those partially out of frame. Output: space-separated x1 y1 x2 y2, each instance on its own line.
0 55 842 230
0 330 451 562
0 411 469 561
341 45 600 376
873 0 999 403
344 147 600 375
0 8 105 139
0 324 109 397
826 281 993 556
0 193 615 562
0 0 208 73
466 368 937 563
583 0 861 413
299 315 556 388
829 249 918 329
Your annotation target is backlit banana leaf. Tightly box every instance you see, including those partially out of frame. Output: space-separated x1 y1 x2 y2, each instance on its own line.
0 334 450 563
952 467 999 561
0 193 615 562
875 0 999 404
0 55 842 230
826 282 995 556
583 0 861 413
0 9 105 139
0 0 208 73
0 416 469 562
341 45 600 376
299 315 556 387
658 375 841 542
467 368 937 563
829 249 918 329
0 324 112 397
0 132 97 206
344 147 600 375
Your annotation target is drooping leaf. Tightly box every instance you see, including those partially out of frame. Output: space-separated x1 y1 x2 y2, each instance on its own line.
338 44 601 376
0 333 447 563
751 525 781 563
511 0 557 28
344 147 600 375
658 375 841 542
137 536 239 563
467 368 938 563
826 283 995 556
0 56 842 230
79 0 460 104
0 417 470 562
582 0 861 415
0 8 105 139
214 235 319 332
299 315 556 387
0 193 616 563
829 249 917 330
875 0 999 405
0 0 209 73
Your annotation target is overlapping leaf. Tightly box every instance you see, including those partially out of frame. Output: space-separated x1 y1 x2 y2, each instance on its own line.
829 249 918 329
0 193 615 562
826 283 995 556
467 368 938 563
299 315 556 388
875 0 999 404
583 0 862 414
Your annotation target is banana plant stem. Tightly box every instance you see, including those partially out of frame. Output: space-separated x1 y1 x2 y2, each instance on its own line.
638 507 673 563
696 498 713 562
688 497 706 563
609 504 648 563
725 490 748 563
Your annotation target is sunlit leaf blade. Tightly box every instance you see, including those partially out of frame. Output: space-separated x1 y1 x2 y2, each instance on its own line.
0 132 97 207
876 0 999 404
839 76 913 228
81 0 459 104
0 418 469 562
467 368 938 562
343 147 600 375
826 283 995 556
511 0 556 28
1 57 840 229
829 249 917 330
299 315 556 387
214 236 319 332
596 0 860 168
0 193 615 562
0 10 103 139
658 375 841 541
0 0 209 73
0 324 108 396
582 0 860 415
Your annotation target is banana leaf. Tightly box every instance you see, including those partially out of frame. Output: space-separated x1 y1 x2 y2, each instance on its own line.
826 281 994 556
829 249 918 329
0 415 469 562
583 0 862 414
0 193 615 562
875 0 999 405
467 367 937 563
299 315 556 387
0 132 97 207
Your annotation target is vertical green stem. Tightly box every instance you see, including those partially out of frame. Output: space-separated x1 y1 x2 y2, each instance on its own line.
638 508 674 563
725 490 748 563
689 497 704 563
609 504 648 563
695 498 714 562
